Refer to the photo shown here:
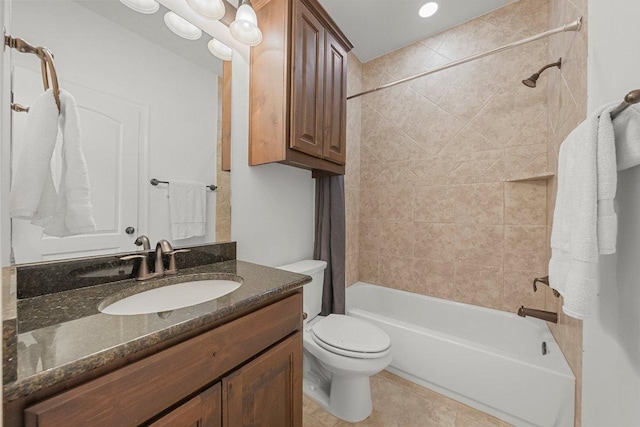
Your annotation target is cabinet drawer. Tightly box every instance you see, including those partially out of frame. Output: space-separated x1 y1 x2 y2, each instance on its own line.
24 293 302 427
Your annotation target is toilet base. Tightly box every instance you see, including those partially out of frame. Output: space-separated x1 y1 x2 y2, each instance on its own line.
303 374 373 423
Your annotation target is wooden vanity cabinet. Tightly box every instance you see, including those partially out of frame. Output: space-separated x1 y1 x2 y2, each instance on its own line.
17 292 303 427
249 0 352 175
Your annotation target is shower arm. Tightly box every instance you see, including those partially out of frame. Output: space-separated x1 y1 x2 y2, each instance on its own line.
347 17 583 100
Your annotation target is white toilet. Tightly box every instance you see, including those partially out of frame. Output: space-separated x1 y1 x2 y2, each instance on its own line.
278 260 392 423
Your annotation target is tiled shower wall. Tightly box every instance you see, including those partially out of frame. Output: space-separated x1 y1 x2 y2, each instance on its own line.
356 0 552 313
546 0 588 425
345 52 363 287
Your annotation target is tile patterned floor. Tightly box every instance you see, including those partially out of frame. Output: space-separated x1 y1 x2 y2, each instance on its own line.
303 371 512 427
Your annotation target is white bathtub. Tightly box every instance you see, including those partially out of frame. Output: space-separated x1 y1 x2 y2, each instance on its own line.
346 282 575 427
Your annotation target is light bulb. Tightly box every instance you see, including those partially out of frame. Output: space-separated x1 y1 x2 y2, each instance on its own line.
164 12 203 40
186 0 226 20
419 2 439 18
208 39 233 61
230 2 262 46
119 0 159 14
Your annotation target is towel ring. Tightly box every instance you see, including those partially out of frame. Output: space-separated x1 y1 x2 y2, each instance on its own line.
5 35 61 113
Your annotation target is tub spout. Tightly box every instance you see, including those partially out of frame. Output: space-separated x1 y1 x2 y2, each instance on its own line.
517 306 558 323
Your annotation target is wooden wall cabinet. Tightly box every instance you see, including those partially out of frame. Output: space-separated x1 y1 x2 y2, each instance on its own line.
16 293 303 427
249 0 352 175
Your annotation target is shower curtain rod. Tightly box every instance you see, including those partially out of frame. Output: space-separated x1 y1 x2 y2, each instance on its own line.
347 17 583 100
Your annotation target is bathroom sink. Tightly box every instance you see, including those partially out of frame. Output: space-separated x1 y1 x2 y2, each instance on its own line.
100 279 241 315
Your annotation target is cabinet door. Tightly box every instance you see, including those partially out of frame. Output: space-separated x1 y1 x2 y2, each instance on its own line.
291 0 325 158
322 31 347 165
149 384 221 427
222 332 302 427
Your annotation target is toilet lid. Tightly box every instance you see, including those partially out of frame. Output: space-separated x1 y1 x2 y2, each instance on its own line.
311 314 391 355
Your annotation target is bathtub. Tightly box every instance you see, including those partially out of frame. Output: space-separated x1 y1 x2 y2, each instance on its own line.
346 282 575 427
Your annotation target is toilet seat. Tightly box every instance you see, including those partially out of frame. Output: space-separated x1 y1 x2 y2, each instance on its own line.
310 314 391 359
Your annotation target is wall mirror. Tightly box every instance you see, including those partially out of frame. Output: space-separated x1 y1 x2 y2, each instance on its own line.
7 0 233 265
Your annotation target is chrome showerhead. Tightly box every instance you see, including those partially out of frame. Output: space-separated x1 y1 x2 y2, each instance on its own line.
522 58 562 88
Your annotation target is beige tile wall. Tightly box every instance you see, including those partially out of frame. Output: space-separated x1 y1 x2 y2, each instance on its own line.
215 77 231 242
357 0 551 314
345 52 363 287
546 0 588 425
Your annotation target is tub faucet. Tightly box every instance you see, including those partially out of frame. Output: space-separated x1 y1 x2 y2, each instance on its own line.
517 306 558 323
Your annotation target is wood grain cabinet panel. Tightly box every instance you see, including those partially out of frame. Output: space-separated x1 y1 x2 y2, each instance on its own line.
291 0 325 158
322 30 347 165
249 0 353 175
223 332 302 427
149 384 221 427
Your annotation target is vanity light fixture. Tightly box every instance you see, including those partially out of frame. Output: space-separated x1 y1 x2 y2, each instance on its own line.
119 0 160 14
230 0 262 46
164 11 203 40
186 0 226 20
208 38 233 61
419 2 439 18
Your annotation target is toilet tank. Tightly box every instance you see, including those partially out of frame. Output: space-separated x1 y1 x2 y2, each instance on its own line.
277 260 327 321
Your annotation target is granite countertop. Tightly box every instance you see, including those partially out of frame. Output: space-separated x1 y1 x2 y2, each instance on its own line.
3 260 310 402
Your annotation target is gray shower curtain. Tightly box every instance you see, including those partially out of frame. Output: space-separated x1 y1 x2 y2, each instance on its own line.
314 175 345 315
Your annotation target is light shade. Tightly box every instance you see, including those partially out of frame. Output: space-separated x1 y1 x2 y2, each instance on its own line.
164 12 203 40
230 3 262 46
186 0 226 20
119 0 159 14
208 39 233 61
418 2 439 18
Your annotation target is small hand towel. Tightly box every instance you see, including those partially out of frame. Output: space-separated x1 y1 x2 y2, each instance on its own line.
169 181 207 240
549 103 619 319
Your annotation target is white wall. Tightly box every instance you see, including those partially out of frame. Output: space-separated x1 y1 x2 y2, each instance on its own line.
10 1 220 256
1 0 10 267
229 49 315 267
584 1 640 425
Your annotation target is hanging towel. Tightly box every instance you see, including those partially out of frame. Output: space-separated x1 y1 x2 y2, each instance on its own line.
549 103 619 319
10 89 96 236
611 104 640 171
43 90 96 236
10 89 59 221
169 181 207 240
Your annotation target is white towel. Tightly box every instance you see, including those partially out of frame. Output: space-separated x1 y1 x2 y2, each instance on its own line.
10 89 96 237
549 103 620 319
169 181 206 240
10 89 59 221
612 104 640 171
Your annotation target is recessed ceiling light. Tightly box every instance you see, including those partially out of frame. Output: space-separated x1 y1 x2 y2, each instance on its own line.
419 2 439 18
119 0 159 14
164 12 203 40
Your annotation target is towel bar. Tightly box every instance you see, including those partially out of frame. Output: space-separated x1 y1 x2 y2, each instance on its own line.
610 89 640 120
150 178 217 192
5 35 61 113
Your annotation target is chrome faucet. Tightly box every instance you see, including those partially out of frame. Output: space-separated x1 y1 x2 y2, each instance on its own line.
517 306 558 323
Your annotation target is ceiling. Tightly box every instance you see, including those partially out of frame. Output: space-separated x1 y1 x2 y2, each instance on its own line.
317 0 510 63
74 0 223 75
